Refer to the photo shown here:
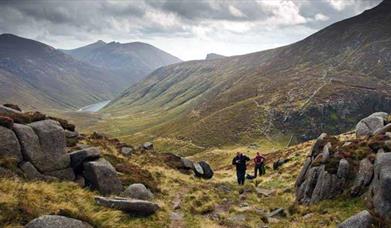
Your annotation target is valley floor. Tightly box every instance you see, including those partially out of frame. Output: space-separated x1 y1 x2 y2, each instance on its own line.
0 135 365 228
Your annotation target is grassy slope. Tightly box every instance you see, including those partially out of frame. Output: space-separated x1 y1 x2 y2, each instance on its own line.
92 1 391 151
0 133 365 228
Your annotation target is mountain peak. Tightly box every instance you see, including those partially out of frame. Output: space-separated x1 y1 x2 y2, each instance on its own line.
205 53 225 60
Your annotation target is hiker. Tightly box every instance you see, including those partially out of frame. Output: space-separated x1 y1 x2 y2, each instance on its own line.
254 152 266 177
232 152 250 185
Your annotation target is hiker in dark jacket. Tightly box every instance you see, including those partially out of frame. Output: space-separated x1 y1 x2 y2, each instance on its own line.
232 152 250 185
254 152 266 177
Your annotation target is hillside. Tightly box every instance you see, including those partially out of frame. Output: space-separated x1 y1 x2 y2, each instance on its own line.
62 41 182 84
0 34 126 111
205 53 225 60
101 0 391 151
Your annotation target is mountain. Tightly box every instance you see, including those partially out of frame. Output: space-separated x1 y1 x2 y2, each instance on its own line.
103 1 391 149
205 53 225 60
62 41 182 84
0 34 129 111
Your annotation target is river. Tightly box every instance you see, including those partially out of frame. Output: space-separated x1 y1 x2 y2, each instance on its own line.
77 100 111 112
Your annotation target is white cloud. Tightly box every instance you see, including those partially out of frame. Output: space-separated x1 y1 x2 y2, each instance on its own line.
325 0 355 11
228 5 246 18
314 13 329 21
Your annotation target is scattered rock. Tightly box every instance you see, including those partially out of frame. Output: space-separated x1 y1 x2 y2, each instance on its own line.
0 105 22 116
122 183 153 200
338 210 377 228
267 208 287 218
337 159 349 179
256 187 276 197
198 161 213 179
273 158 290 170
0 125 22 163
83 158 123 195
25 215 93 228
120 147 133 156
193 162 204 176
309 133 327 157
19 161 56 181
95 196 159 216
180 157 194 170
143 142 153 150
90 132 106 140
69 147 100 172
45 167 75 181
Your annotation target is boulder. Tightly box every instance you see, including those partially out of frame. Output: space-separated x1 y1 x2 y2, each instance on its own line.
199 161 214 179
356 115 385 137
310 165 344 204
295 157 312 188
75 175 86 187
65 130 79 147
13 124 42 166
3 103 21 112
28 120 70 172
83 158 123 195
273 158 290 170
368 152 391 223
0 125 22 163
122 183 153 200
0 116 13 128
180 157 194 170
143 142 153 150
337 159 350 179
351 158 374 196
296 166 321 204
0 105 22 116
193 162 204 177
69 147 100 171
338 210 377 228
120 147 133 156
25 215 93 228
19 162 57 181
321 142 331 162
95 196 159 216
45 167 75 181
309 133 327 157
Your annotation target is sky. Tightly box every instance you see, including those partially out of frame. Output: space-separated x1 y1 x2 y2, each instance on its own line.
0 0 383 60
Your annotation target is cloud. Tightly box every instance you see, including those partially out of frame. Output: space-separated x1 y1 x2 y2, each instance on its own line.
0 0 383 60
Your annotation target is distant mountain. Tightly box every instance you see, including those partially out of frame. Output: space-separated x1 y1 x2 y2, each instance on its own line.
205 53 225 60
104 1 391 148
62 41 182 84
0 34 125 111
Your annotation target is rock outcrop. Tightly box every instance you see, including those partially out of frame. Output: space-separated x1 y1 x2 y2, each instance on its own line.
25 215 93 228
338 210 377 228
122 183 153 200
0 125 22 163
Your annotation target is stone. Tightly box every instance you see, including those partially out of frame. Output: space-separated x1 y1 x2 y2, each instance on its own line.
69 147 100 171
143 142 153 150
75 175 86 187
199 161 213 179
374 123 391 135
351 158 374 196
338 210 377 228
267 208 287 218
95 196 159 216
193 162 204 176
295 157 312 188
19 161 57 181
120 147 133 156
122 183 153 200
273 158 290 170
45 167 75 181
337 159 350 179
296 166 321 204
0 125 22 163
0 115 13 128
65 130 79 138
3 103 21 112
28 120 70 172
180 157 194 170
356 115 385 137
25 215 93 228
0 105 22 116
310 165 344 204
83 158 123 195
369 112 388 120
256 187 276 197
65 130 79 147
368 152 391 223
321 142 331 162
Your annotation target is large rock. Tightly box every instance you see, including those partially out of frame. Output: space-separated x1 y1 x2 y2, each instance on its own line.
69 147 100 171
13 124 42 166
368 152 391 223
374 123 391 135
193 162 204 177
338 210 377 228
351 158 374 196
199 161 214 179
143 142 153 150
95 196 159 216
25 215 93 228
83 158 123 195
0 105 21 116
45 167 75 181
0 125 22 163
309 133 327 157
19 161 57 181
181 157 194 170
295 157 312 188
356 114 385 137
337 159 350 179
122 183 153 200
28 120 70 172
310 165 344 204
296 166 321 204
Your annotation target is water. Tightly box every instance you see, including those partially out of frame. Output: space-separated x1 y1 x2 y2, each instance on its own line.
78 100 111 112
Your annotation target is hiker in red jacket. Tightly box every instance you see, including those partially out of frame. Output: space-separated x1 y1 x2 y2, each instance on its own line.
254 152 266 177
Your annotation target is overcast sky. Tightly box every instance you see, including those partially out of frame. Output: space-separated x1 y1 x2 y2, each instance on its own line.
0 0 382 60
